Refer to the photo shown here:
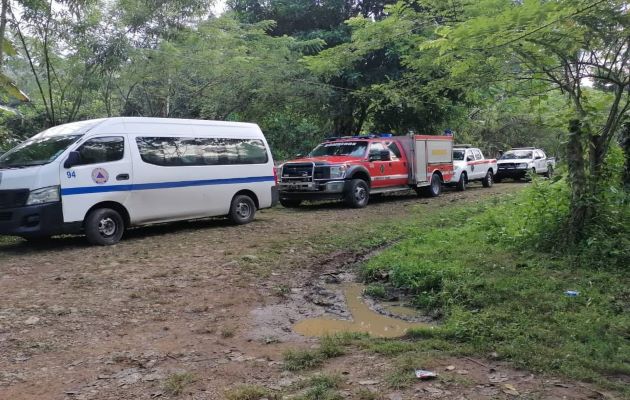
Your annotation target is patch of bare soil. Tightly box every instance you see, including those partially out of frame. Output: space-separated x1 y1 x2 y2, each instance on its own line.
0 183 609 399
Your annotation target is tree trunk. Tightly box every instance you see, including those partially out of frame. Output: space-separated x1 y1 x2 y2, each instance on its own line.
0 0 8 68
622 121 630 188
566 118 590 245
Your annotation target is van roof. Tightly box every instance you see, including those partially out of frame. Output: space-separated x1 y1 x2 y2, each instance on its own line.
36 117 260 138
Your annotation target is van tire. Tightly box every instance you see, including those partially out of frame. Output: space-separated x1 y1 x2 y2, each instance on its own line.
344 179 369 208
85 208 125 246
482 170 493 187
456 173 466 191
280 198 302 208
229 194 256 225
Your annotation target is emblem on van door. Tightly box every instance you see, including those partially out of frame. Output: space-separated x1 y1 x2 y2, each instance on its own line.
91 168 109 184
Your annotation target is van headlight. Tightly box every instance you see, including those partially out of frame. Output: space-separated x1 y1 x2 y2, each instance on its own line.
329 165 347 179
26 186 60 205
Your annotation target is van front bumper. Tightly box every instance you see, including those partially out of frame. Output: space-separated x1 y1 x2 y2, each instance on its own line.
0 202 76 237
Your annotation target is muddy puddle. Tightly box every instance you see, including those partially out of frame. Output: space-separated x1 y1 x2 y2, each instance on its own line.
293 283 428 338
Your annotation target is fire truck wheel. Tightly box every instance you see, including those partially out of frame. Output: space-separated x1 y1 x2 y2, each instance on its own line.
456 173 466 191
280 198 302 208
425 173 442 197
344 179 369 208
229 194 256 225
482 170 493 187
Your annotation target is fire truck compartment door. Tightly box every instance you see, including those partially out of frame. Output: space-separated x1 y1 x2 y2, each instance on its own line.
427 140 452 164
414 139 428 182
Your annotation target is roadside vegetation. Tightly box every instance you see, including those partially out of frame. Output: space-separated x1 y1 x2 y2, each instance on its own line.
359 152 629 393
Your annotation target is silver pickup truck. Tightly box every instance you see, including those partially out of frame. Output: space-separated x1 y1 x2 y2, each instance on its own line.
495 147 555 182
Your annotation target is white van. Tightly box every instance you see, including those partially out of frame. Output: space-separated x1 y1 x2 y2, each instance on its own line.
0 117 278 245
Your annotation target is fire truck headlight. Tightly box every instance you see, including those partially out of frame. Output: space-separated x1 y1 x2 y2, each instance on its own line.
329 165 347 179
517 163 528 169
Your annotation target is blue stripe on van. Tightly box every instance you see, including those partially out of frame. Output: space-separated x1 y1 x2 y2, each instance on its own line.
60 175 275 196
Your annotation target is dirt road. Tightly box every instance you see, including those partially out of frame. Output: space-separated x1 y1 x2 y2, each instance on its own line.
0 183 606 399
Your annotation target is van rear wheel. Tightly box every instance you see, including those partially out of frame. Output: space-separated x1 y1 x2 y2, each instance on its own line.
85 208 125 246
229 194 256 225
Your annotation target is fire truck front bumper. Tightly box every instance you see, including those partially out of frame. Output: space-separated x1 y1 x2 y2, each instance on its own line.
278 180 348 200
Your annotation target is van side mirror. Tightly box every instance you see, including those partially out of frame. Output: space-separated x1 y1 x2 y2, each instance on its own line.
466 156 474 161
64 151 81 169
535 155 542 160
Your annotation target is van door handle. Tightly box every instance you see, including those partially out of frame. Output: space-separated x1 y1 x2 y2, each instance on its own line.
116 173 130 181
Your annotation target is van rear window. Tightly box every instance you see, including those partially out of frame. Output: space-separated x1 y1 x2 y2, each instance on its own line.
136 137 268 166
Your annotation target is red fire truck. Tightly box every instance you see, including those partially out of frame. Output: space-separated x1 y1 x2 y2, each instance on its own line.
277 134 453 208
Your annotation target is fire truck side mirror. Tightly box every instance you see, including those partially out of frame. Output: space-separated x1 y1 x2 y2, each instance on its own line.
369 151 380 161
379 150 391 161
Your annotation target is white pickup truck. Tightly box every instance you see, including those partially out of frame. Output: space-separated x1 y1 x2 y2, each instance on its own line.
495 147 555 182
450 146 498 191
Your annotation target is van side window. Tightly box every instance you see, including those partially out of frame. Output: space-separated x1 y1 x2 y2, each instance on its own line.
76 137 124 165
136 137 268 166
473 149 483 160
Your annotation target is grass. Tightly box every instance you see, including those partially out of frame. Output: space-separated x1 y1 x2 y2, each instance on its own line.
296 374 343 400
225 385 279 400
163 372 195 396
283 333 367 371
362 191 630 394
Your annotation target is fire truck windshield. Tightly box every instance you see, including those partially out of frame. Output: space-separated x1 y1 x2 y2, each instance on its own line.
309 141 368 157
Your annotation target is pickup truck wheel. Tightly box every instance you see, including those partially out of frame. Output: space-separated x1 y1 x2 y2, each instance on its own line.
482 170 493 187
544 165 554 178
85 208 125 246
424 173 442 197
229 194 256 225
280 198 302 208
344 179 369 208
456 173 466 191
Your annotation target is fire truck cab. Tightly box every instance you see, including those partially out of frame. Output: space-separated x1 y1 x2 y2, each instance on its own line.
278 134 453 208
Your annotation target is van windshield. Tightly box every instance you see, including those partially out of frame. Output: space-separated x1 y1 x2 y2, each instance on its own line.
0 135 82 168
309 141 368 157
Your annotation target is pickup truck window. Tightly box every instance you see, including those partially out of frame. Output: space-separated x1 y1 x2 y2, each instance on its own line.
387 142 402 159
453 150 465 160
501 150 533 160
310 141 368 157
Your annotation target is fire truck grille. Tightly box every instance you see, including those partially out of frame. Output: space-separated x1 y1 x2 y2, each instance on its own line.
282 163 332 181
282 163 314 182
0 189 29 209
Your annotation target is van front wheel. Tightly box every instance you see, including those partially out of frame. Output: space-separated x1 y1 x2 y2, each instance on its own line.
85 208 125 246
229 194 256 225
